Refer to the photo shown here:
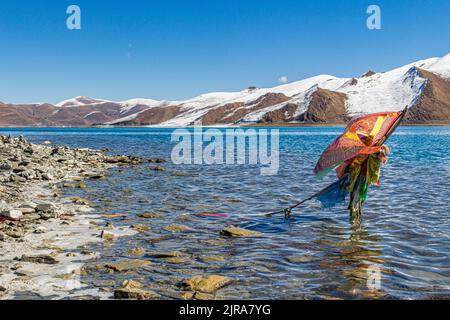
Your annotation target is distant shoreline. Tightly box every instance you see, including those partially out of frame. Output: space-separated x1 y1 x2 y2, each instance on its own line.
0 123 450 129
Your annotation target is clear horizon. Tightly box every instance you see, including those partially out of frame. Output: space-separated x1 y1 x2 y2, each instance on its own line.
0 0 449 104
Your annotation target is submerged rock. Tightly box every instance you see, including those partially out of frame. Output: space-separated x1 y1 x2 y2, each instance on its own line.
161 257 190 264
200 255 226 262
137 213 163 219
147 251 190 264
200 239 227 246
100 230 115 241
104 259 151 272
127 247 146 256
146 251 179 258
122 279 143 289
148 158 166 164
146 235 172 243
149 166 165 171
170 171 190 176
114 287 160 300
112 280 149 299
80 250 95 256
130 224 150 233
183 275 233 293
164 224 193 233
286 255 314 264
69 176 84 181
220 227 262 237
87 174 106 180
179 291 214 300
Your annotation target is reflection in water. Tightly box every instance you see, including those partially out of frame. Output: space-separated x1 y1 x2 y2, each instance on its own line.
314 221 387 299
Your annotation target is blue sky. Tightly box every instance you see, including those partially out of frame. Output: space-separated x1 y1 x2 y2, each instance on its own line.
0 0 449 104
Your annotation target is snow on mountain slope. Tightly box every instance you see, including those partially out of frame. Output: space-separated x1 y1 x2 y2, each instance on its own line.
335 58 439 116
48 52 450 126
158 75 345 126
241 85 318 122
55 96 111 107
118 98 165 114
426 53 450 79
241 76 351 122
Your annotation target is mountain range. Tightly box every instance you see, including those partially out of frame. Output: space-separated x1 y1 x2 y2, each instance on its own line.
1 53 450 127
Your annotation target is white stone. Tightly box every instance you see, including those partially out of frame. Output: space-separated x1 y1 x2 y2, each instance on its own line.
1 209 23 219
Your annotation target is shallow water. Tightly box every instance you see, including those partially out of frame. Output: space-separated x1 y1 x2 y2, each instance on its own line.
2 126 449 299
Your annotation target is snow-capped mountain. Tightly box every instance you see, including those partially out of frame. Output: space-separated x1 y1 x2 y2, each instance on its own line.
1 53 450 127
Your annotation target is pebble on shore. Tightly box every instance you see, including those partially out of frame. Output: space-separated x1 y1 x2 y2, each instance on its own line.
0 135 149 299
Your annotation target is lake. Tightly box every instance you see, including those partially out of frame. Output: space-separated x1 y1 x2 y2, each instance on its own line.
1 126 449 299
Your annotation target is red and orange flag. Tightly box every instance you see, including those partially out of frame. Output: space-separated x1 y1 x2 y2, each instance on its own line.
314 111 403 178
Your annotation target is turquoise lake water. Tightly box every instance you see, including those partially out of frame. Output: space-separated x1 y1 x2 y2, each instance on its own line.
1 126 449 299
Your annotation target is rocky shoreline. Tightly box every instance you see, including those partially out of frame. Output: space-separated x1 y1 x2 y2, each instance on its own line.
0 136 248 300
0 135 144 299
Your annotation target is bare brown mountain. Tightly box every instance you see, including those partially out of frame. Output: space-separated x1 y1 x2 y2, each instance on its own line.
260 103 299 123
113 105 182 125
297 88 348 123
1 53 450 126
198 93 291 125
0 101 150 127
0 103 58 127
405 68 450 123
255 88 348 124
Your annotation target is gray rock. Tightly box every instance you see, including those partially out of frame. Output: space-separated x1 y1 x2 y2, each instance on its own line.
19 254 59 264
35 203 56 213
38 213 51 220
9 174 26 183
0 163 12 171
6 230 25 238
42 173 54 180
